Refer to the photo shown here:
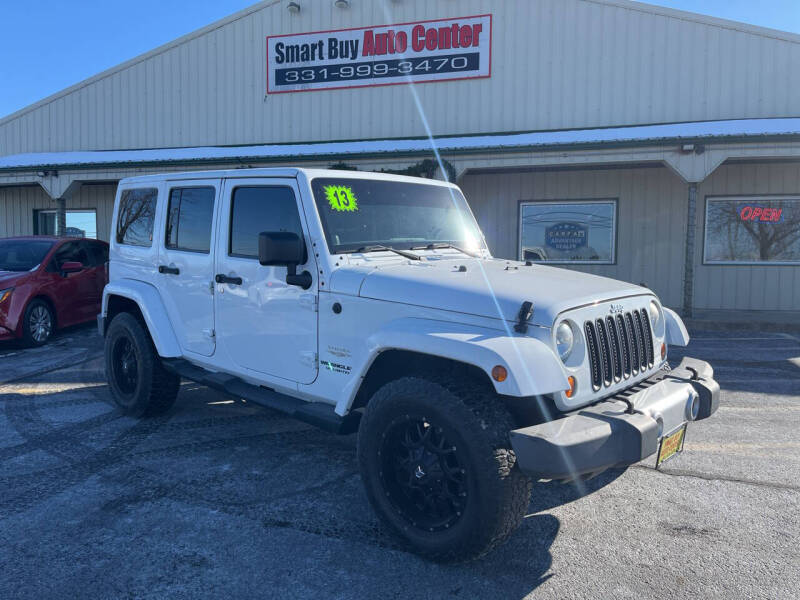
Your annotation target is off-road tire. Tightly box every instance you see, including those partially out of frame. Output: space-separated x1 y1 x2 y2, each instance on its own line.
357 374 532 562
105 312 180 417
21 298 55 347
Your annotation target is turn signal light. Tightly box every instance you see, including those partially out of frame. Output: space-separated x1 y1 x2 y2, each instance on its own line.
491 365 508 382
661 343 667 360
0 288 12 304
565 376 577 398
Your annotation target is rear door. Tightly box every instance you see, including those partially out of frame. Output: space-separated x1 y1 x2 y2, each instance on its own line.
214 178 318 384
157 181 220 357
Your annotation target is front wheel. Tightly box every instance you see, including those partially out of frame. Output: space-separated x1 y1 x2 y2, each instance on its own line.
105 312 180 417
357 375 532 562
22 299 54 346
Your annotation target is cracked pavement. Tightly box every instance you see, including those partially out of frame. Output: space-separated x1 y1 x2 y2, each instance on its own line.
0 325 798 599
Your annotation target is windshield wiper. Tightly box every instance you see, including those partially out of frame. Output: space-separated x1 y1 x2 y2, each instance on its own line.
412 243 481 258
353 245 422 261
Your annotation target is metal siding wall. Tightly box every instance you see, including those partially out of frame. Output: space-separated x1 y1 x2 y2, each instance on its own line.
2 0 800 156
0 184 116 241
0 186 53 237
460 166 687 309
694 162 800 311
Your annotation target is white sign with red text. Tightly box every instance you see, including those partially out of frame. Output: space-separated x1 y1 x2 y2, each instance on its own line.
266 14 492 94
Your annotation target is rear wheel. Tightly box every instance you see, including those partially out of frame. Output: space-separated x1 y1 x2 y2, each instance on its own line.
22 299 54 347
105 312 180 417
357 375 532 562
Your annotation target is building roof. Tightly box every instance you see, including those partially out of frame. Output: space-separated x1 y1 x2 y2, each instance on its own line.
2 0 799 132
1 118 799 172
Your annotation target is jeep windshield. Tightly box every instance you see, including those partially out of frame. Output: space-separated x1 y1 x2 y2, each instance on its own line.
311 177 485 255
0 239 54 272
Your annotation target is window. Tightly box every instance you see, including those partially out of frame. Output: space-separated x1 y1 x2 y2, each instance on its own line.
34 209 98 239
229 187 303 258
0 239 54 272
704 197 800 264
48 241 90 271
116 188 157 247
83 241 108 267
519 200 617 264
310 177 485 254
165 187 215 253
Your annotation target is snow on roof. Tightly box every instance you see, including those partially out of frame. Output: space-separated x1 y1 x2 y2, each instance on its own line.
2 118 800 171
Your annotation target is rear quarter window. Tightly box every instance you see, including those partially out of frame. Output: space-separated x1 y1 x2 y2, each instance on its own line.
117 188 158 247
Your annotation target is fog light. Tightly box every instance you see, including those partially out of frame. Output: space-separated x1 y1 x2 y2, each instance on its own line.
491 365 507 383
565 376 576 398
687 393 700 421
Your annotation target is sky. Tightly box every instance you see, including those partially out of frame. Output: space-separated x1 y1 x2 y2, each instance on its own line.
1 0 799 119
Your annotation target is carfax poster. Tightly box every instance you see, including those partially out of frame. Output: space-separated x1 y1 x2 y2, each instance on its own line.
267 14 492 93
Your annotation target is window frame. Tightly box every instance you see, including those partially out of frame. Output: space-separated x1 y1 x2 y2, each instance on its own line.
702 194 800 266
517 198 618 265
227 185 303 260
164 186 216 255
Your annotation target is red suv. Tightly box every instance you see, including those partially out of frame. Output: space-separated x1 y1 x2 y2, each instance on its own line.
0 236 108 346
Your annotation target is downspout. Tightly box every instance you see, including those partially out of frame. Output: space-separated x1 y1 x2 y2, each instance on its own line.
682 184 697 318
57 197 67 236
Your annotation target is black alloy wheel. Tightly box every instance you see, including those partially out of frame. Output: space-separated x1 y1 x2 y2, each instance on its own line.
379 415 468 532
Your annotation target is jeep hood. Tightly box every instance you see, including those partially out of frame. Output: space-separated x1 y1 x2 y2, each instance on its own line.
331 259 649 327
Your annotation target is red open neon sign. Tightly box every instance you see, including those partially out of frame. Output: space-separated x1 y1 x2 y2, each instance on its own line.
739 206 784 223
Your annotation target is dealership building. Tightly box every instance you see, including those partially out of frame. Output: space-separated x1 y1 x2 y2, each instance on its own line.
1 0 799 320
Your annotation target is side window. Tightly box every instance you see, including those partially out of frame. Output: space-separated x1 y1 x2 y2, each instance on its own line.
83 241 108 267
229 187 303 259
165 187 215 253
116 188 158 247
49 242 89 271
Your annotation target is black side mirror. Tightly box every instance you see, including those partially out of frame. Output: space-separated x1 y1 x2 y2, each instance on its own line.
258 232 312 289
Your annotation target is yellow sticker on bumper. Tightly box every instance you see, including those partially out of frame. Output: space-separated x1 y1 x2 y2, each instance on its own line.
656 423 687 468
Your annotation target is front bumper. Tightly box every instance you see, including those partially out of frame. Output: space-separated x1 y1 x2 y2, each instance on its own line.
510 357 719 480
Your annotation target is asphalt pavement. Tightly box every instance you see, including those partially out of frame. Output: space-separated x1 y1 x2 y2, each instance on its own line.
0 325 798 599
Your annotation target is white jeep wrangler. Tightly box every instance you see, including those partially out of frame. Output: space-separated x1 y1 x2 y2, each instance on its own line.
99 168 719 561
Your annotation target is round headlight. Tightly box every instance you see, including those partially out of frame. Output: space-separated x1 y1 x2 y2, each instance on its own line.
649 300 664 336
555 321 574 361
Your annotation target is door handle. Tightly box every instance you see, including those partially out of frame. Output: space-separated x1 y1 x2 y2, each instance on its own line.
158 265 180 275
215 274 243 285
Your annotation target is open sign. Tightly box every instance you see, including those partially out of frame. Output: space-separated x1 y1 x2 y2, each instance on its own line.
740 206 784 223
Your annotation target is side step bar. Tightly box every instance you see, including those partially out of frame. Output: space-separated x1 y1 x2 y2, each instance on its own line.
162 358 360 435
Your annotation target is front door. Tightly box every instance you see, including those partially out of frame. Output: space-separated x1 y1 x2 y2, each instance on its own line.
214 178 318 384
47 241 98 325
158 181 220 357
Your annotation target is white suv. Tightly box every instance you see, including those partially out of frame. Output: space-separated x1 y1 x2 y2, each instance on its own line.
99 168 718 561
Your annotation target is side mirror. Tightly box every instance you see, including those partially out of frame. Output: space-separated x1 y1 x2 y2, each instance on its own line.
258 231 305 266
258 232 312 289
61 261 84 274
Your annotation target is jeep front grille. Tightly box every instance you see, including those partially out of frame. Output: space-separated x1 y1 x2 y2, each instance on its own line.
585 308 655 391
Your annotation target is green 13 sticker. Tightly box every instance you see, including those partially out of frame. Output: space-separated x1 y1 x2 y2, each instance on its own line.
324 185 358 212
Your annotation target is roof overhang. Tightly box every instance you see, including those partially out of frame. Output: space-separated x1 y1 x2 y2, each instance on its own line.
2 118 800 174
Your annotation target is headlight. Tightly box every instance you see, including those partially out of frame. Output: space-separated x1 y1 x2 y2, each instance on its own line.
649 300 664 336
0 288 13 305
555 321 574 361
